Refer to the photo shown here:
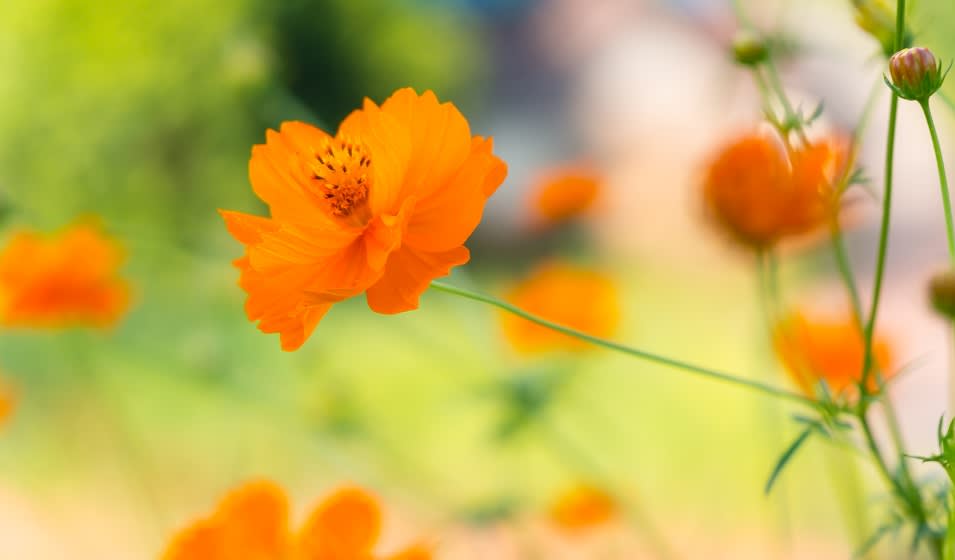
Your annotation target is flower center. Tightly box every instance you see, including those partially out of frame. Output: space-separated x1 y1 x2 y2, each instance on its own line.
309 137 373 222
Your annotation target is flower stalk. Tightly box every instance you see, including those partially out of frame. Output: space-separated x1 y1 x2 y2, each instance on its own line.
429 281 815 406
919 99 955 262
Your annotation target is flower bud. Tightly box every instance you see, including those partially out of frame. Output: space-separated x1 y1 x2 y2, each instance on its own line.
888 47 948 101
732 31 768 67
929 269 955 319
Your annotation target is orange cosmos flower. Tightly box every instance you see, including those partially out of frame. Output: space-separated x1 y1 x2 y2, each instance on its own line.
703 132 844 249
500 262 619 354
531 165 601 225
163 480 430 560
774 312 894 398
550 484 616 532
221 88 507 351
0 222 130 328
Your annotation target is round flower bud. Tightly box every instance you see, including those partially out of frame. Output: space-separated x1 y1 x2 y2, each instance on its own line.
888 47 948 101
732 31 768 67
929 270 955 319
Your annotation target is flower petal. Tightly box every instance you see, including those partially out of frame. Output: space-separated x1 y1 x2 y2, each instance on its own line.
404 137 506 252
339 98 412 216
249 124 340 226
161 480 289 560
298 486 382 558
386 544 433 560
162 521 222 560
471 136 508 197
217 480 290 555
365 245 470 314
378 88 473 204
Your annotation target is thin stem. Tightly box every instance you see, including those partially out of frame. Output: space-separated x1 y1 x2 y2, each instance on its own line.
920 95 955 461
895 0 905 51
858 414 922 518
860 92 898 395
920 100 955 262
829 222 865 331
764 58 811 145
854 0 942 555
429 281 815 406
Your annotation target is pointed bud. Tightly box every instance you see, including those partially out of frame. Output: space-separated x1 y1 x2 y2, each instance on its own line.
929 269 955 319
887 47 948 101
732 31 768 67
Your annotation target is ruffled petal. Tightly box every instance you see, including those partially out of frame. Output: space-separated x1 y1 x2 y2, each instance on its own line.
403 137 506 252
223 206 382 350
339 98 412 216
297 486 382 558
236 240 380 351
249 124 341 227
379 89 473 204
471 136 508 196
161 480 289 560
162 521 222 560
216 480 290 556
365 245 470 314
363 196 416 271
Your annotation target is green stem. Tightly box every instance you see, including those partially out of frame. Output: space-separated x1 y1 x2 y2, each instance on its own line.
829 222 865 331
860 92 897 396
429 281 814 406
764 58 811 145
920 94 955 505
855 1 941 555
858 414 923 520
920 99 955 262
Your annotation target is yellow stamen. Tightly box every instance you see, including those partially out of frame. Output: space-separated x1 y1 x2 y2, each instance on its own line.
310 137 372 223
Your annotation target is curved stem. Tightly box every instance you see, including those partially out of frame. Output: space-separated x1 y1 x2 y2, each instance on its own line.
429 281 814 406
920 100 955 262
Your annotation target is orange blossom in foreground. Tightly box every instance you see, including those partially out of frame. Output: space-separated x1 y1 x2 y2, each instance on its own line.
221 88 507 351
162 480 430 560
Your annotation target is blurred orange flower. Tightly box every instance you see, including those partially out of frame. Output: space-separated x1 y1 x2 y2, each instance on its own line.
550 484 616 531
163 480 430 560
703 132 844 249
0 222 130 328
221 88 507 351
774 312 894 398
531 165 600 225
500 262 619 353
0 378 14 428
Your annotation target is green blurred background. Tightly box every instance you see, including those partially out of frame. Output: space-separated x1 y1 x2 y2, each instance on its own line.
3 0 955 558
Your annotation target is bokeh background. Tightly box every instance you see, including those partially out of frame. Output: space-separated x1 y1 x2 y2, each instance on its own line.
2 0 955 558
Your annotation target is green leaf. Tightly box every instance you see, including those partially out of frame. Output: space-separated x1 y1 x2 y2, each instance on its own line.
764 426 814 495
